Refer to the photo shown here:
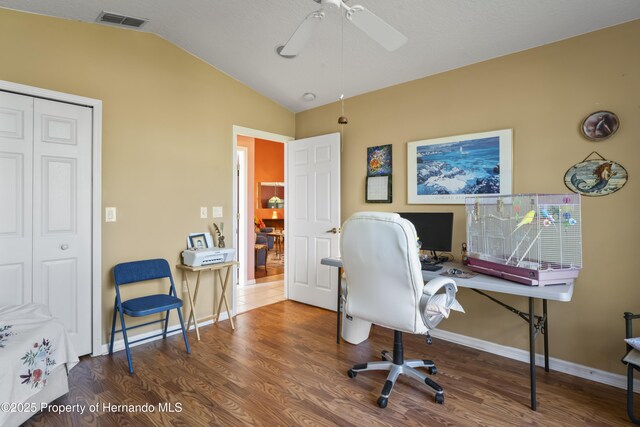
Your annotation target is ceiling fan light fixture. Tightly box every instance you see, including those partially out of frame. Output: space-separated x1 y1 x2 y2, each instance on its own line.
321 0 341 11
279 0 405 57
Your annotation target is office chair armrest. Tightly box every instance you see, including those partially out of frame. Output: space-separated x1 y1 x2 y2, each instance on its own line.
420 277 458 330
423 276 457 299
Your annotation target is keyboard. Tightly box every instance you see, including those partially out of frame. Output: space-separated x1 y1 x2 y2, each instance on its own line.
421 262 443 272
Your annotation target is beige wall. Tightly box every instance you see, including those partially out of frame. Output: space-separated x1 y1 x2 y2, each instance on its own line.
296 20 640 374
0 9 294 344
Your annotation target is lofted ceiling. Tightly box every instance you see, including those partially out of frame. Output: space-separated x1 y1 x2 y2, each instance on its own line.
1 0 639 113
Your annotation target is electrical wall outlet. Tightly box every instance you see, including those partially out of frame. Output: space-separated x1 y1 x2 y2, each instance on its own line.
105 207 116 222
200 207 208 218
212 206 223 218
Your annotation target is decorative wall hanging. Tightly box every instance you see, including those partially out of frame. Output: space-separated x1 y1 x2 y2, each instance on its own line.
564 151 627 197
580 111 619 141
407 129 513 204
366 175 392 203
367 144 392 176
366 144 392 203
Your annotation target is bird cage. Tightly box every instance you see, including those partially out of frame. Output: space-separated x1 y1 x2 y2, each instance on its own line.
465 193 582 286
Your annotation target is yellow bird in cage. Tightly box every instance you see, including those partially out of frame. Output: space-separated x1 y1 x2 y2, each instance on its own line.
512 210 536 234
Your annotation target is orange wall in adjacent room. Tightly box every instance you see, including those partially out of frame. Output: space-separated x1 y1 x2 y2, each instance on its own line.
254 138 284 220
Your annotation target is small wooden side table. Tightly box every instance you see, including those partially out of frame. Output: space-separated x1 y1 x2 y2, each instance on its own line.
176 261 238 340
266 231 284 258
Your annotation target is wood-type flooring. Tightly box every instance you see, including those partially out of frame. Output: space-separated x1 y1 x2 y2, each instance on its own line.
25 300 631 426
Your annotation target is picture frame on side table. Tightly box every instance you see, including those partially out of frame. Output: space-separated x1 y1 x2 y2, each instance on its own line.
189 233 208 249
407 129 513 204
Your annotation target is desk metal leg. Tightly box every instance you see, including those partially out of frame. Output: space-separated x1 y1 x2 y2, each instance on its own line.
336 267 342 344
472 288 547 410
529 297 537 411
543 299 549 372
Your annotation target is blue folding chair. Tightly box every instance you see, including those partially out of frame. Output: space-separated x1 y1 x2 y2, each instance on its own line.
109 258 191 374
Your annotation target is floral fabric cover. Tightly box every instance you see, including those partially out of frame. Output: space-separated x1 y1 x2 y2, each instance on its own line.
0 304 79 425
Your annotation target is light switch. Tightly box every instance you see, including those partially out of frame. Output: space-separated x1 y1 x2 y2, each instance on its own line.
212 206 223 218
200 207 208 219
105 207 116 222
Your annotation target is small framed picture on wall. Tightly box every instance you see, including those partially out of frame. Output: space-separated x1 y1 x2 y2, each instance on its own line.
366 175 392 203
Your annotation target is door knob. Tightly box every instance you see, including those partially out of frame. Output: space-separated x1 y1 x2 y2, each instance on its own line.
326 227 338 234
60 244 69 250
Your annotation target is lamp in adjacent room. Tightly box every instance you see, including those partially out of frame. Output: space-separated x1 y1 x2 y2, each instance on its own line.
267 185 282 209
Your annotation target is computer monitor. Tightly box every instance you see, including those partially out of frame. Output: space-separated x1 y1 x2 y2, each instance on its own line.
397 212 454 263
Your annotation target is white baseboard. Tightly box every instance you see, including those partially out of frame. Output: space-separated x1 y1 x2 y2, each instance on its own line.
430 329 639 392
100 311 230 356
245 279 256 285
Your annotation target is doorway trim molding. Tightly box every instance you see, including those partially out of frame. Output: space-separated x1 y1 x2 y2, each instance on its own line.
231 126 293 314
0 80 103 356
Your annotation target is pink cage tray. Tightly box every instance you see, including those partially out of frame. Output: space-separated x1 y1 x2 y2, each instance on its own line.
467 257 580 286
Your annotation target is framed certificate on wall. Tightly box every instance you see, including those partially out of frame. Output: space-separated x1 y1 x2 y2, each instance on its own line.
366 175 392 203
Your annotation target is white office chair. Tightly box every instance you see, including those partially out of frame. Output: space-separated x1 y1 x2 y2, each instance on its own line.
341 212 462 408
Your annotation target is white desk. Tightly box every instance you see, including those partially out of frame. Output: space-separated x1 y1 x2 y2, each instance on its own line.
320 257 574 411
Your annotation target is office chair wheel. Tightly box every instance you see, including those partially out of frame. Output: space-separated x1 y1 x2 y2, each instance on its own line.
434 394 444 404
381 350 390 360
347 369 357 378
377 396 388 408
428 366 437 375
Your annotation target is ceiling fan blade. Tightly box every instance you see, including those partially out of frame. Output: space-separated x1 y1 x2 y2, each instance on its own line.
345 5 408 51
279 10 325 57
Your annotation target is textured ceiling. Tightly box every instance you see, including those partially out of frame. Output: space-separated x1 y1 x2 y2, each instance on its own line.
1 0 639 112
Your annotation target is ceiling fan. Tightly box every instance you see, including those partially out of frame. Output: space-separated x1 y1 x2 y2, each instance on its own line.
277 0 408 58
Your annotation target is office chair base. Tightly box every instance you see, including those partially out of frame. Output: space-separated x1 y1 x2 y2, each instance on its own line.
348 350 444 407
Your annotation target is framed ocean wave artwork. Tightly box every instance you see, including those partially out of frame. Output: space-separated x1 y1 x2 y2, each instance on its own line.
407 129 513 204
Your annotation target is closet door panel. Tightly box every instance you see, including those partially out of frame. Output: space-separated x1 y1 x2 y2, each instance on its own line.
0 91 33 305
33 98 92 355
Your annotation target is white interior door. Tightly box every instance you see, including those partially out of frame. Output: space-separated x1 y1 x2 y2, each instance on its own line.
0 92 92 355
32 98 92 355
286 133 340 310
0 92 34 305
237 147 247 286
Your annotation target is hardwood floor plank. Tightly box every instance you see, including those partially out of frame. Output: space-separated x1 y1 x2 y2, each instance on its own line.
23 300 631 426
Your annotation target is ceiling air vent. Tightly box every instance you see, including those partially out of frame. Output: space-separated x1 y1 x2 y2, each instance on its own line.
96 11 148 28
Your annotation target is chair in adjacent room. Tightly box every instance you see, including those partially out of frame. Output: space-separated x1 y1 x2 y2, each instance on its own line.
256 227 275 250
340 212 462 408
255 235 268 273
109 258 191 374
623 311 640 424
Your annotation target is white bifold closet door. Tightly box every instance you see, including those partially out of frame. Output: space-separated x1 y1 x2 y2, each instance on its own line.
0 91 92 355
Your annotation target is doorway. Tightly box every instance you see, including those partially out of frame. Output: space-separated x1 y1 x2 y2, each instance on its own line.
232 127 293 314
